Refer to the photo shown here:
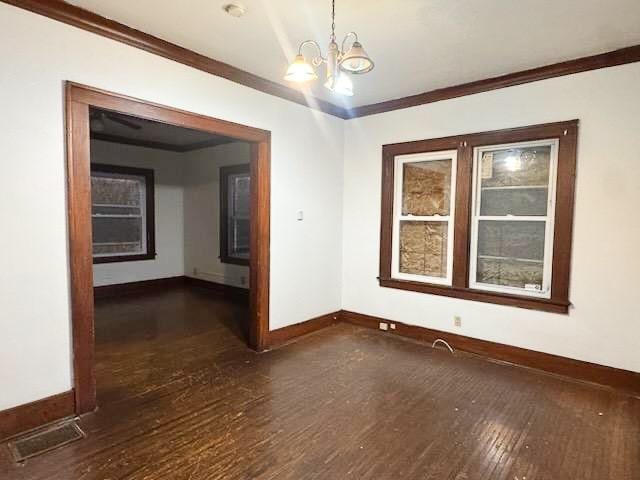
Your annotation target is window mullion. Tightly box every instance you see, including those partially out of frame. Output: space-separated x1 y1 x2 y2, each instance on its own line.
451 142 472 289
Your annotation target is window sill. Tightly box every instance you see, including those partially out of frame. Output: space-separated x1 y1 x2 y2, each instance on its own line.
220 255 250 267
378 277 570 314
93 252 156 264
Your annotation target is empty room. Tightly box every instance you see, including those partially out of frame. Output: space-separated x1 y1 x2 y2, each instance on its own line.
0 1 638 479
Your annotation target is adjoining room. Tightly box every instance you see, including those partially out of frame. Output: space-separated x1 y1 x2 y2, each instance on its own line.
88 107 252 405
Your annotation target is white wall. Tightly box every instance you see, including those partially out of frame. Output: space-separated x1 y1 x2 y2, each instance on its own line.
183 142 250 289
91 140 185 286
0 4 344 411
342 62 640 373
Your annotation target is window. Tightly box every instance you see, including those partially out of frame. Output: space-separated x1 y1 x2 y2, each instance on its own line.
380 121 578 313
220 164 250 265
392 150 457 285
470 140 557 298
91 164 155 264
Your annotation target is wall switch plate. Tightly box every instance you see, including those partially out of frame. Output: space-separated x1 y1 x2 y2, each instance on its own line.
454 316 462 327
379 322 389 331
390 323 396 330
296 210 304 221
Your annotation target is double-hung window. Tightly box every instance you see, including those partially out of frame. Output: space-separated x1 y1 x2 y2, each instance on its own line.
380 121 577 313
220 164 250 265
91 164 156 264
392 150 457 285
469 140 558 298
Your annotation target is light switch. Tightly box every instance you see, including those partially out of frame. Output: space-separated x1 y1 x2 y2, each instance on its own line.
297 210 304 221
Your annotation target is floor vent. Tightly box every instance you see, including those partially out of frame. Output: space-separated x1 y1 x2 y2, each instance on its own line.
7 420 85 462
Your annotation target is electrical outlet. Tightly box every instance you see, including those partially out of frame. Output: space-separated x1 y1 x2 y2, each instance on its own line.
240 276 246 286
390 323 396 330
379 322 389 331
193 268 199 276
454 316 462 328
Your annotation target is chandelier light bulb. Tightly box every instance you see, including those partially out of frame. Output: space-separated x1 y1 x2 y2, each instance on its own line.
284 54 317 83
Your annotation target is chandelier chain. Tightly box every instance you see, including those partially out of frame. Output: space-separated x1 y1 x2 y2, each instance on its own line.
330 0 336 42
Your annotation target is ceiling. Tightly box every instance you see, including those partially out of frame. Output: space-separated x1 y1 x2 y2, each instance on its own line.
89 107 236 151
68 0 640 108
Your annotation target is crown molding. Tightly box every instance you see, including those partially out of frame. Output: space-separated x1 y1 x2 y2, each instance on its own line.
3 1 640 121
346 45 640 118
1 0 350 119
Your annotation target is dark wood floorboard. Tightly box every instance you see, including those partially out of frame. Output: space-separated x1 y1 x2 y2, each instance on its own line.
1 285 638 479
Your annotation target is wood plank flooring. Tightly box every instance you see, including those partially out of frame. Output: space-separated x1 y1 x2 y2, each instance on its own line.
1 284 638 479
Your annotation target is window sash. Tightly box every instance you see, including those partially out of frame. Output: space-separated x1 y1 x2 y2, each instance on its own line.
391 150 458 286
220 164 250 265
91 171 148 258
227 173 250 259
468 139 559 298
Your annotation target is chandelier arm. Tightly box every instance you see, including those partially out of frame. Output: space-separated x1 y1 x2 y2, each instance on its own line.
340 31 359 55
298 40 325 65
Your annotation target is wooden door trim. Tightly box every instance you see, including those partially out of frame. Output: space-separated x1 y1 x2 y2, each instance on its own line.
66 82 270 414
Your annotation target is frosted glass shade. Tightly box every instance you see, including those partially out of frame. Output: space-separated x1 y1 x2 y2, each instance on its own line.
284 55 317 82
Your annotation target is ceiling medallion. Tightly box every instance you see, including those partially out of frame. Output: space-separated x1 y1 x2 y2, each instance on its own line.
284 0 374 96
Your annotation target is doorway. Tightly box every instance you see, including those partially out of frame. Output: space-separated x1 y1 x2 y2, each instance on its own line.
65 82 270 414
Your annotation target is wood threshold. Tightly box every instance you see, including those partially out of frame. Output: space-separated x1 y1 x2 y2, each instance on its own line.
3 2 640 119
0 391 75 441
340 310 640 398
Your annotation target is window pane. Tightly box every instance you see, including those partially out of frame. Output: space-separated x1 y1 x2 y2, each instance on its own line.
402 159 452 216
479 146 551 216
476 257 543 290
399 221 448 278
91 176 143 207
476 220 545 290
230 218 250 258
92 217 143 255
232 175 250 217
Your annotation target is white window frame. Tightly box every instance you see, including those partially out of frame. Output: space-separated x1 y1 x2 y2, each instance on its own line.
91 171 148 258
469 139 559 298
391 150 457 286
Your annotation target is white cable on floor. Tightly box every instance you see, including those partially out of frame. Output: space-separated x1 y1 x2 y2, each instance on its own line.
432 338 454 353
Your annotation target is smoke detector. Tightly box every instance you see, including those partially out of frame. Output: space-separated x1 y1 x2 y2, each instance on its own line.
222 3 247 18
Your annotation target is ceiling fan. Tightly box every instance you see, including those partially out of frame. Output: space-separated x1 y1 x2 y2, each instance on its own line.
90 111 142 132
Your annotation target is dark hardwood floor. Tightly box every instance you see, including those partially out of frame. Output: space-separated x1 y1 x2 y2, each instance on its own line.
1 284 639 479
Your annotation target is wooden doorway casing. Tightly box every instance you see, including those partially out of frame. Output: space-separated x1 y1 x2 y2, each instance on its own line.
65 82 270 414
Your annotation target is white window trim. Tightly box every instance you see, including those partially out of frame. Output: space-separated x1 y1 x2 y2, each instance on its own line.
391 150 457 286
91 171 148 258
468 139 559 298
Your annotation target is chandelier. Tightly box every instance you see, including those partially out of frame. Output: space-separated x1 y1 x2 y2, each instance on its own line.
284 0 374 96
